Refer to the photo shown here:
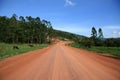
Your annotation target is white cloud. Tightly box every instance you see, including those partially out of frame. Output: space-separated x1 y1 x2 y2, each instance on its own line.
112 31 120 38
64 0 75 6
103 26 120 29
103 26 120 38
118 32 120 35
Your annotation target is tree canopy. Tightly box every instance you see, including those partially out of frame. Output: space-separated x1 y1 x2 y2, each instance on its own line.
0 14 54 44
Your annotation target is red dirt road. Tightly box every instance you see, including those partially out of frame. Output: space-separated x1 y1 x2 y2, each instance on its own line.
0 41 120 80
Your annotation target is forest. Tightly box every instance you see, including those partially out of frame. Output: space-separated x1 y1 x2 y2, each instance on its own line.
0 14 120 57
0 14 54 44
0 14 120 47
0 14 85 44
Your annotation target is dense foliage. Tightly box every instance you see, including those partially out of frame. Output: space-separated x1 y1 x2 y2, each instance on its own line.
0 14 54 44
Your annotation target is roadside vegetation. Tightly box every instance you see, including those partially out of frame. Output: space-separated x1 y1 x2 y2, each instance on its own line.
69 43 120 56
0 14 120 58
0 14 54 59
0 14 54 44
0 43 49 59
0 14 84 59
69 27 120 56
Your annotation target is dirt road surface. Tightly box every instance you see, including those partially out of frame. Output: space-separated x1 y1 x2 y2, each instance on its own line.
0 41 120 80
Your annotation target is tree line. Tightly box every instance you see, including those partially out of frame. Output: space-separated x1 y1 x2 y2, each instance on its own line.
0 14 119 47
79 27 120 47
0 14 54 44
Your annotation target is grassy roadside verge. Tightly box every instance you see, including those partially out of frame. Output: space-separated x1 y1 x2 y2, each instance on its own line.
0 43 49 59
69 43 120 56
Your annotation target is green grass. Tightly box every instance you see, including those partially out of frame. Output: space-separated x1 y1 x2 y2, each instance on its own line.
69 43 120 56
0 43 49 59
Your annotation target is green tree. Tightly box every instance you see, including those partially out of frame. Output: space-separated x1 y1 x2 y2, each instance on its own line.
98 28 103 40
10 14 18 43
26 16 34 44
91 27 98 46
42 20 54 43
47 26 54 43
0 14 55 44
0 16 10 42
91 27 97 39
19 16 26 43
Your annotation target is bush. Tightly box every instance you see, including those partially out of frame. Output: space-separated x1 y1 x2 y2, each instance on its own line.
13 46 19 49
104 38 120 47
80 38 94 48
28 44 34 47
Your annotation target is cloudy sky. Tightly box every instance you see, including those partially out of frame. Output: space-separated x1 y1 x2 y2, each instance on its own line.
0 0 120 38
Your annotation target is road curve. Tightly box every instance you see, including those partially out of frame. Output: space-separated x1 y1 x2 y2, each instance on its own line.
0 41 120 80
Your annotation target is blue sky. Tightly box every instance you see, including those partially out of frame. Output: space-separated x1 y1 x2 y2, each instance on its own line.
0 0 120 38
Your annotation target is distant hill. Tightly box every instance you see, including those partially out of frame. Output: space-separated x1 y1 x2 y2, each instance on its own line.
104 38 120 40
54 29 86 41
